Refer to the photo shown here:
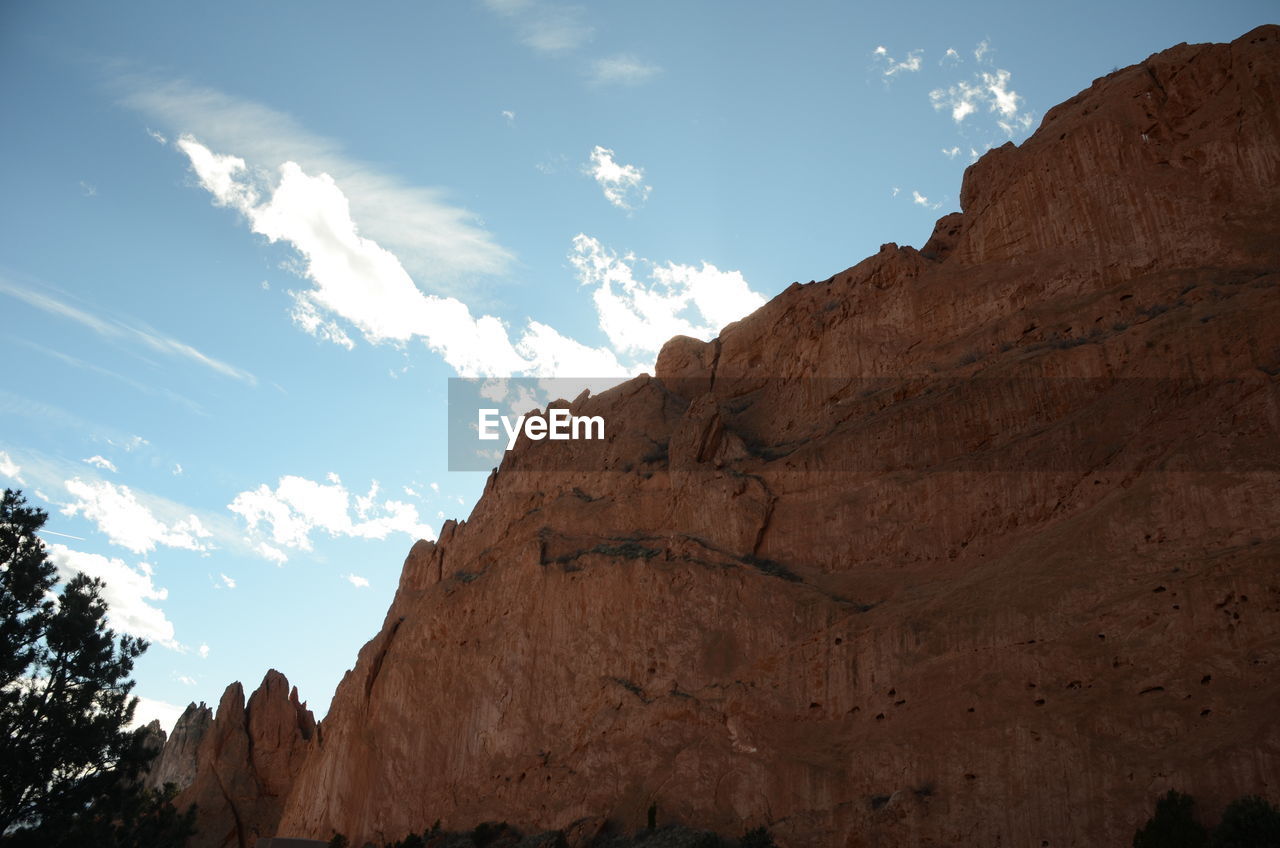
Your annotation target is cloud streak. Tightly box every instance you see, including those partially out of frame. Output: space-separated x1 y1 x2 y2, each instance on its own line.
0 275 256 385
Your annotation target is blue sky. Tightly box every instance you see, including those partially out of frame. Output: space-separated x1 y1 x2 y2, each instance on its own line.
0 1 1271 730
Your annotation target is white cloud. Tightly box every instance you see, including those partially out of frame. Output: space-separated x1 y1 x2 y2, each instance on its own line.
218 572 236 589
229 474 437 562
46 544 180 650
82 455 117 473
522 5 593 52
482 0 593 54
585 146 651 211
61 478 213 555
146 128 167 145
429 482 440 493
80 181 97 197
911 190 943 210
403 486 420 498
198 643 210 659
131 696 185 733
177 675 197 686
590 55 661 86
929 64 1034 137
175 136 629 378
570 234 766 359
501 109 516 125
0 451 23 483
873 46 923 77
0 278 256 385
111 435 149 453
974 39 991 62
345 573 370 589
942 146 962 159
942 47 960 64
172 463 183 475
122 79 512 288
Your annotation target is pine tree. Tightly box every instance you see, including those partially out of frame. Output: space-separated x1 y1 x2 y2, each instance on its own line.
0 488 193 845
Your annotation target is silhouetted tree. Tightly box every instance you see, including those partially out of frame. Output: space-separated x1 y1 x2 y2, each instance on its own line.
0 488 194 845
1211 795 1280 848
1134 790 1209 848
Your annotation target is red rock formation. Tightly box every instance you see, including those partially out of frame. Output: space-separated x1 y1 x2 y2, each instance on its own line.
146 701 213 793
260 26 1278 847
177 671 316 848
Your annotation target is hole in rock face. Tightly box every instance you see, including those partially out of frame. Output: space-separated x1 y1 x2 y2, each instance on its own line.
1201 675 1212 684
1201 709 1212 717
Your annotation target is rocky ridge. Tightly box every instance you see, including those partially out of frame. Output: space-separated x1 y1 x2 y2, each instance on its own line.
152 26 1280 848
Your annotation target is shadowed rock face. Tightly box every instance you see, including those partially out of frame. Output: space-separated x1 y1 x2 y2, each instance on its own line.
190 26 1277 848
174 671 316 848
145 702 213 793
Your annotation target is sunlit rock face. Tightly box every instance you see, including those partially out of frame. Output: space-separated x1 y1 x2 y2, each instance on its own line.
200 26 1278 848
175 670 316 848
145 701 212 793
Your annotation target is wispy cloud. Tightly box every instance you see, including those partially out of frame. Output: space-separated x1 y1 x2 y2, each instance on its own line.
0 275 256 385
82 455 117 473
10 338 206 415
345 573 370 589
481 0 593 53
911 190 943 211
585 146 651 210
119 78 513 290
570 235 766 360
590 55 661 86
929 43 1034 137
872 45 923 77
0 450 23 484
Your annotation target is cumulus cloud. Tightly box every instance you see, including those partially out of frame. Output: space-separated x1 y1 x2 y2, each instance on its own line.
345 573 370 589
61 478 213 555
175 136 629 378
229 474 436 563
46 543 180 650
585 146 651 211
873 45 923 77
590 55 661 86
570 235 766 359
0 451 23 483
82 455 117 472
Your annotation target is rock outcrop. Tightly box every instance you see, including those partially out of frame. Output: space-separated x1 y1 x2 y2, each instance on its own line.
174 671 316 848
146 701 213 793
223 27 1275 847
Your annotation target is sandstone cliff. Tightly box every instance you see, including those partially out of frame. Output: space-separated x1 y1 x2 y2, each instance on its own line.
174 670 316 848
231 26 1275 847
146 701 213 793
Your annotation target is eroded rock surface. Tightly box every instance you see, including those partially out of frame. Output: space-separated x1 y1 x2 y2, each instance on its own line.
177 671 316 848
257 27 1277 847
